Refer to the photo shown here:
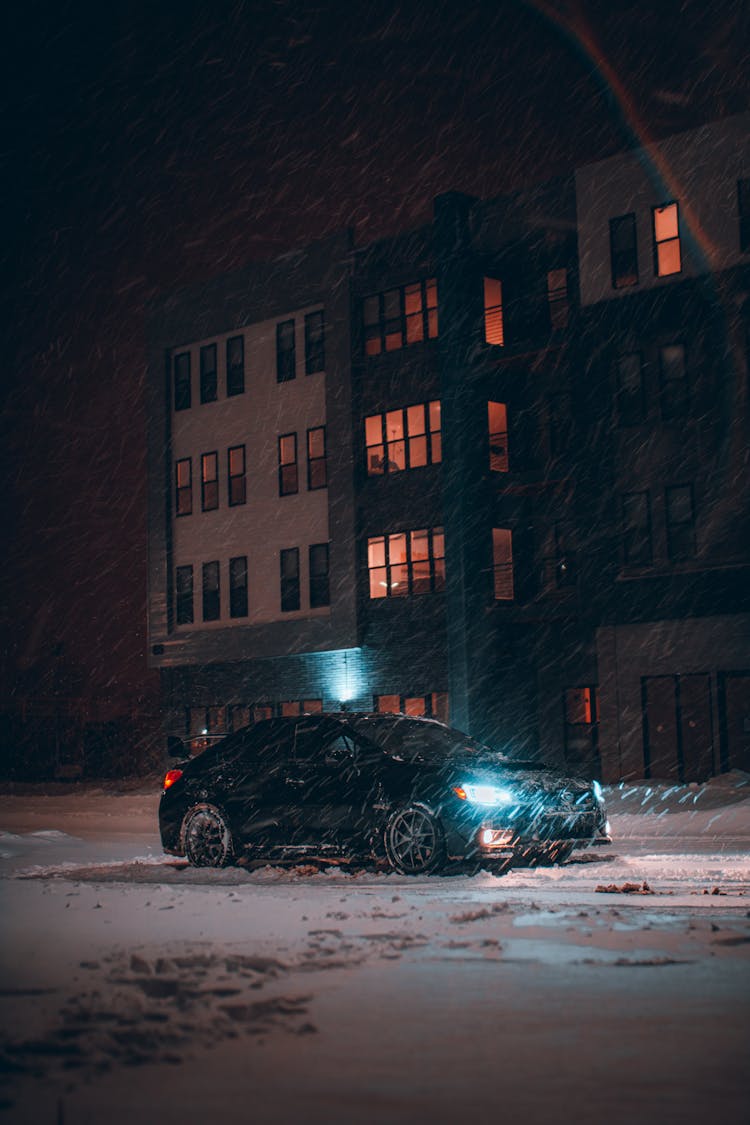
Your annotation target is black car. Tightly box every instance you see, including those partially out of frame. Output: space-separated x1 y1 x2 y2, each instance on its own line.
159 713 610 875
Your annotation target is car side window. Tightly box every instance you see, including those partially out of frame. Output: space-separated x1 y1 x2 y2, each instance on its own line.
321 734 357 766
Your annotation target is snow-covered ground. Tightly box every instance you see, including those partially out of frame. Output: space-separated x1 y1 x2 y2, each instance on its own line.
1 774 749 1125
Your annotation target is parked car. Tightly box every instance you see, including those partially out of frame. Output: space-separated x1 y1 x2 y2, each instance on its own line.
159 713 610 874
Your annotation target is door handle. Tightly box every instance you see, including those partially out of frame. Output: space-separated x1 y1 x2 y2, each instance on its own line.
285 777 306 787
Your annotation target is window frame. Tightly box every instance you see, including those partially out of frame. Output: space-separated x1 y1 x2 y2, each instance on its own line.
201 451 219 511
227 444 247 507
665 483 696 562
492 527 514 601
229 555 248 618
609 213 639 289
488 401 509 472
363 278 437 357
546 268 569 329
175 565 194 625
278 433 299 496
199 343 217 404
226 335 245 397
652 201 682 277
175 457 192 517
202 560 221 622
309 542 330 608
615 351 646 426
366 527 445 599
307 426 327 490
304 310 325 375
364 401 441 475
276 319 296 383
622 491 653 567
658 342 689 421
483 276 505 345
280 547 301 612
173 352 191 412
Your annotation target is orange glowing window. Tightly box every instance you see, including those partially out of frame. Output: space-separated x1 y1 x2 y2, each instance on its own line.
488 402 509 472
375 694 401 714
367 527 444 598
492 528 514 600
228 445 246 506
565 687 598 725
278 433 298 496
175 458 192 516
307 426 327 490
653 202 681 276
365 401 441 475
201 452 219 511
362 279 438 356
484 278 504 345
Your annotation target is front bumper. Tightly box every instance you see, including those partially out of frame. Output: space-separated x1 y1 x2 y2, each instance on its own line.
442 799 608 860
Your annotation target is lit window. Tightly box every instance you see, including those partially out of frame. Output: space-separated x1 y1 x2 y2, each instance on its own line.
309 543 330 607
201 452 219 511
488 402 509 471
226 335 245 397
276 319 296 382
202 561 220 621
229 556 248 618
492 528 514 600
616 352 645 426
175 458 192 517
229 704 250 731
174 352 191 411
228 445 246 506
278 433 298 496
565 687 598 725
307 427 327 490
609 214 638 289
280 548 300 612
365 401 441 474
175 565 193 624
200 344 217 404
363 279 438 356
305 311 325 374
367 528 444 598
665 485 696 561
622 492 652 566
547 268 568 329
483 277 504 345
739 179 750 253
374 692 448 720
659 343 688 421
653 202 681 276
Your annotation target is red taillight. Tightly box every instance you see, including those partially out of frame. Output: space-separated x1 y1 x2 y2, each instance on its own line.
163 769 183 792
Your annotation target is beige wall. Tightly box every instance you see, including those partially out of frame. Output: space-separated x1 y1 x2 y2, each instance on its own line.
576 114 750 307
170 305 330 626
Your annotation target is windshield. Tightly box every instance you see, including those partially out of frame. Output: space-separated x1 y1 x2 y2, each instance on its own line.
347 715 506 763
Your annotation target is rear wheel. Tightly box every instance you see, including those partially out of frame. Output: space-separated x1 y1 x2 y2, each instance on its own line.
384 806 446 875
181 804 234 867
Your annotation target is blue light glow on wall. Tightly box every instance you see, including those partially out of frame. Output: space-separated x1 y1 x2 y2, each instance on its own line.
318 647 366 707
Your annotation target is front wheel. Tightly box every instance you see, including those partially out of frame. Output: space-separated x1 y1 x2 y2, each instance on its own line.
384 805 446 875
181 803 234 867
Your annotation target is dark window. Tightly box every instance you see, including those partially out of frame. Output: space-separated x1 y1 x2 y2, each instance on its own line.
363 278 437 356
653 202 681 276
483 277 504 344
175 565 194 624
228 445 246 506
367 527 444 598
202 561 220 621
622 491 652 566
229 556 248 618
226 335 245 397
175 458 192 516
280 548 300 611
200 344 217 404
547 268 568 329
543 523 576 591
365 401 441 475
278 433 298 496
739 179 750 253
659 343 688 421
548 393 573 456
276 319 296 382
616 352 645 426
201 452 219 511
309 543 330 607
174 352 191 411
488 402 509 471
665 485 696 561
304 311 325 374
307 427 327 490
609 214 638 289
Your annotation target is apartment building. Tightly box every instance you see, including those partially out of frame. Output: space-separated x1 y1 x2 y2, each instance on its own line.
147 115 750 780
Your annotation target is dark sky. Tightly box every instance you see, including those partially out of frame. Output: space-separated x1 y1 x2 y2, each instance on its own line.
2 0 748 710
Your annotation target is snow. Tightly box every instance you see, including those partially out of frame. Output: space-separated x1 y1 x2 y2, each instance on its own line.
1 775 749 1124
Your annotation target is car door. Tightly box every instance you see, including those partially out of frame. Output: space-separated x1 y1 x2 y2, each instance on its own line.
218 720 295 848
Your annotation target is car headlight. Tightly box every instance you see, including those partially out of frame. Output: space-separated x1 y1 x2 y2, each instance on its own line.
592 780 604 803
453 783 514 806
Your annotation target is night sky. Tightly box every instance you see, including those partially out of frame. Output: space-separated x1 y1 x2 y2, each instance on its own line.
3 1 749 712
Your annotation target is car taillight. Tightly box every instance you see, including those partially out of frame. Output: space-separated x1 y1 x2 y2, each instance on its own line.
163 769 183 792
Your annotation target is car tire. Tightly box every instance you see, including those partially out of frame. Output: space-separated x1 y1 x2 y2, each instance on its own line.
384 805 446 875
181 803 234 868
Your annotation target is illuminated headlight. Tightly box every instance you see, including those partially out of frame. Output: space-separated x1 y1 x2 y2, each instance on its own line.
592 780 604 803
453 783 514 806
